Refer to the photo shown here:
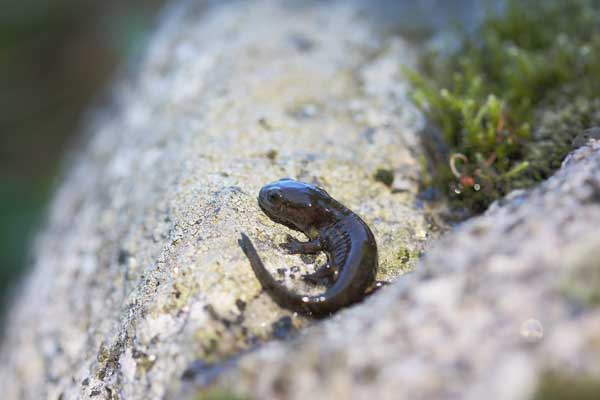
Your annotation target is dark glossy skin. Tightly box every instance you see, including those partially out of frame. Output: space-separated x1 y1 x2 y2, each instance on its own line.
239 178 378 317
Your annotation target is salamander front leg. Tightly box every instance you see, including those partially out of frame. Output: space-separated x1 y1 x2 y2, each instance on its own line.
280 235 323 254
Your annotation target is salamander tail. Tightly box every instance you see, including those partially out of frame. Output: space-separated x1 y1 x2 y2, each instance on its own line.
238 233 331 317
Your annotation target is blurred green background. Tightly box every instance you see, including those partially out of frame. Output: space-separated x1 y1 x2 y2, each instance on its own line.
0 0 165 312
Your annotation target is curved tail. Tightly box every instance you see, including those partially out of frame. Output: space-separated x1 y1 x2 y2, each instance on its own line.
239 233 350 317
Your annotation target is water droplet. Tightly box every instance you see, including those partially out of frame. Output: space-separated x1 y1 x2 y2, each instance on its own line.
520 318 543 342
473 184 481 191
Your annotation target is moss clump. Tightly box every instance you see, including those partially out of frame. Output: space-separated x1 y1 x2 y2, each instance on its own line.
406 0 600 213
532 371 600 400
265 149 278 160
373 168 395 187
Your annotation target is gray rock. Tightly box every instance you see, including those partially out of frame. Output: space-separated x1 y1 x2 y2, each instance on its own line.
3 1 599 399
213 139 600 400
0 1 430 399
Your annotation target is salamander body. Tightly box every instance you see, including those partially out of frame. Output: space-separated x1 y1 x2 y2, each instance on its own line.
239 178 378 317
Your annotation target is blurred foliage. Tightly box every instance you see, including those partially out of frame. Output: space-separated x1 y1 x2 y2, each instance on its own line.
195 389 250 400
0 183 48 300
406 0 600 213
0 0 164 312
533 371 600 400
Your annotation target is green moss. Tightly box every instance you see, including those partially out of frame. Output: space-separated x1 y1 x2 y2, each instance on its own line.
532 371 600 400
265 149 278 160
373 168 395 187
406 0 600 213
378 245 420 280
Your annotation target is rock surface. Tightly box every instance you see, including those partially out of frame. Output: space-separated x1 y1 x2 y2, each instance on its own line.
0 1 431 398
3 1 600 399
213 139 600 400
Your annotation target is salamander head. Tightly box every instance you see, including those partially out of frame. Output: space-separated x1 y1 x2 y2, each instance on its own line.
258 178 337 234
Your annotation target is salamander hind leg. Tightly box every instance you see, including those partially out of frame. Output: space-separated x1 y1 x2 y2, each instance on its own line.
302 264 337 285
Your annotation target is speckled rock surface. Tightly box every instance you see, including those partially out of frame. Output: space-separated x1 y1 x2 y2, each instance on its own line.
0 1 431 399
211 140 600 400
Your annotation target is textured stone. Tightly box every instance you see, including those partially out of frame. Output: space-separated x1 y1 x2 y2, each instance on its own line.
3 1 599 399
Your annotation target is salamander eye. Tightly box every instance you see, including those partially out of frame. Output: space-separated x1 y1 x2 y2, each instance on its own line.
267 189 283 203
